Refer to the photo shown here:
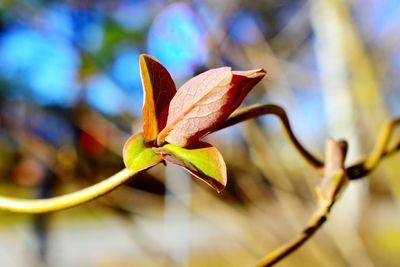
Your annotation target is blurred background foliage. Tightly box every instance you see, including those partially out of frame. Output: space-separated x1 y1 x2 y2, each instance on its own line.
0 0 399 266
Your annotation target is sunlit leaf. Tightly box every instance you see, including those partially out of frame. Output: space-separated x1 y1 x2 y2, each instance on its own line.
140 54 176 143
154 142 227 192
157 67 265 147
123 132 163 172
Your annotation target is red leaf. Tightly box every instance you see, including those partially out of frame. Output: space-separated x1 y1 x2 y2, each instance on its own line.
230 70 267 111
157 67 266 147
140 54 176 143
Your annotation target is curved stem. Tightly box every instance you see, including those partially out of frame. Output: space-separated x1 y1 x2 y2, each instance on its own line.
346 119 400 180
346 141 400 180
0 168 136 213
218 104 324 169
257 177 346 267
220 104 400 180
363 118 400 171
218 105 400 266
256 138 348 267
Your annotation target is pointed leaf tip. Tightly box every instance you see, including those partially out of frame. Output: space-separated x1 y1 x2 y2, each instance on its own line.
231 68 266 78
154 142 227 192
123 132 163 172
140 54 176 143
230 68 266 108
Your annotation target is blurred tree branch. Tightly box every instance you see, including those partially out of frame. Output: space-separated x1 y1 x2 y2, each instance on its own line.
0 102 398 266
219 104 400 266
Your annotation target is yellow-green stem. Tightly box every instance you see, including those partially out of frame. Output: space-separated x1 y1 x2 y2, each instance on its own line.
364 119 400 171
0 168 136 213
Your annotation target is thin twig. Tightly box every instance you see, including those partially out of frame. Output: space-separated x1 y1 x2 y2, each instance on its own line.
256 139 348 266
255 206 329 266
219 104 400 265
218 104 324 169
219 104 400 180
346 119 400 180
363 119 400 171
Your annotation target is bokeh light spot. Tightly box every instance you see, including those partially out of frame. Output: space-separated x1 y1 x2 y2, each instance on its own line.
148 3 207 79
0 28 80 106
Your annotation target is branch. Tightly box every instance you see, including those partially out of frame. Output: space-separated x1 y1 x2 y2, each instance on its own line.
0 168 136 213
256 205 329 266
220 104 400 265
220 104 400 180
346 118 400 180
363 119 400 171
256 139 348 266
0 102 398 267
218 104 324 169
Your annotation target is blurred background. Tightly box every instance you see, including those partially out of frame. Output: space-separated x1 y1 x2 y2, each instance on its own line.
0 0 399 266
